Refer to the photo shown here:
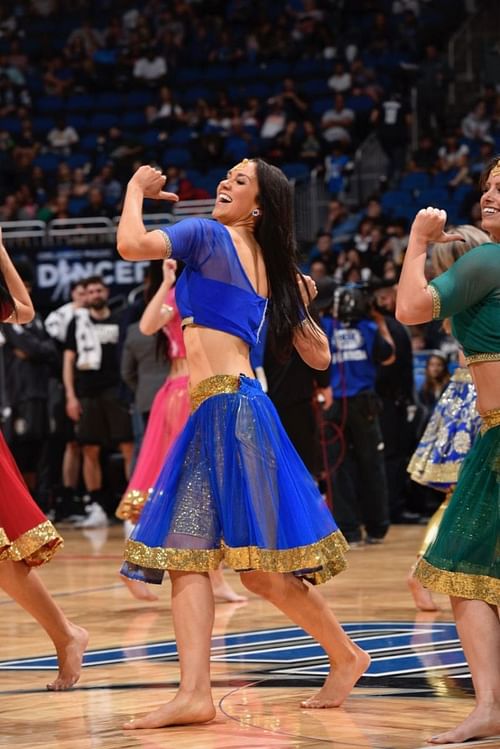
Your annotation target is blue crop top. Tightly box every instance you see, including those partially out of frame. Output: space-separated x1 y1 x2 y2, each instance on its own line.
429 242 500 363
158 217 268 347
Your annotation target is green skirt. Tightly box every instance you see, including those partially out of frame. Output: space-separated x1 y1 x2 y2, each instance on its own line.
414 416 500 606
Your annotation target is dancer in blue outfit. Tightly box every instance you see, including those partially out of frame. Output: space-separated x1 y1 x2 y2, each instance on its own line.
117 159 370 729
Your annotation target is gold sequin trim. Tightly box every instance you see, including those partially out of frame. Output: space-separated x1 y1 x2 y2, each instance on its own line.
414 558 500 606
0 521 63 567
465 352 500 365
408 456 463 486
115 488 152 523
0 528 10 557
428 283 441 319
124 530 349 586
190 374 241 412
480 407 500 435
181 316 194 329
450 368 473 384
156 229 172 259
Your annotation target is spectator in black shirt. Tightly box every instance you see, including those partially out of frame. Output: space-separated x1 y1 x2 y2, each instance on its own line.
63 276 133 524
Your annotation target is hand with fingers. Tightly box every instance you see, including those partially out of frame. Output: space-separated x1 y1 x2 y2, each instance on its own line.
162 258 177 287
411 207 465 244
297 273 318 307
129 165 179 203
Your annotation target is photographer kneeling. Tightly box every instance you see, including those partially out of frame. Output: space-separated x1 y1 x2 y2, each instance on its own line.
316 281 394 545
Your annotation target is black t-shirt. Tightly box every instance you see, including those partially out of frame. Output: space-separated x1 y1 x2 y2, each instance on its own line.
65 311 121 397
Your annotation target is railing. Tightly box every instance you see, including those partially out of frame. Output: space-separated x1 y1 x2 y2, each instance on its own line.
447 0 500 109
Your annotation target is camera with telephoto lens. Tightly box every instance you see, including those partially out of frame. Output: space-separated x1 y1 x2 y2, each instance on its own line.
332 283 374 323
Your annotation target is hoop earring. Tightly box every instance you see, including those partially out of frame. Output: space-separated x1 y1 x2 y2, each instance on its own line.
252 209 260 217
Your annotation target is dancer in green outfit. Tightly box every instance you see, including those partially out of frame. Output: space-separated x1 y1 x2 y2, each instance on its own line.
397 158 500 744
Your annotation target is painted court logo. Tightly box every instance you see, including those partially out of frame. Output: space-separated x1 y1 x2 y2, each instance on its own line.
0 621 470 695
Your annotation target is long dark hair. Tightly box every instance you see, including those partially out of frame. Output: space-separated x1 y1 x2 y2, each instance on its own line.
0 266 16 321
253 158 316 360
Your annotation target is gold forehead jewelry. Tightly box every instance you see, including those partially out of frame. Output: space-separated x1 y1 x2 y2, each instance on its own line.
233 158 250 170
490 159 500 177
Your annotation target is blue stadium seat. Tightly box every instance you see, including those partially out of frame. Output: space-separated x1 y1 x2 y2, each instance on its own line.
415 187 450 206
223 136 251 162
68 197 88 217
399 172 432 191
168 127 194 146
67 153 91 169
126 90 155 109
36 95 64 114
32 116 55 135
311 97 333 116
162 147 192 168
282 162 310 180
122 111 148 130
66 94 95 113
80 133 99 152
89 113 119 131
380 190 414 214
33 153 62 172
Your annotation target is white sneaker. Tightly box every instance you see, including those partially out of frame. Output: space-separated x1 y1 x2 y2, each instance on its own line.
74 502 109 528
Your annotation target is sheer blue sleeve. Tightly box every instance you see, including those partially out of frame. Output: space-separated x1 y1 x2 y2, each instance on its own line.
157 217 215 269
429 242 500 319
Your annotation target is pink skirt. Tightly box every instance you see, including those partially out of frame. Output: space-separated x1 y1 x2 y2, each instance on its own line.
116 374 190 522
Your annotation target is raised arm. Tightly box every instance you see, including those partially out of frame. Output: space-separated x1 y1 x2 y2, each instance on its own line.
293 274 331 370
116 166 179 261
396 208 464 324
0 228 35 324
139 259 176 335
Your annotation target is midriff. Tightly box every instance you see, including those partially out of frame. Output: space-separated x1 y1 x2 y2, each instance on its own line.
183 324 254 389
469 359 500 414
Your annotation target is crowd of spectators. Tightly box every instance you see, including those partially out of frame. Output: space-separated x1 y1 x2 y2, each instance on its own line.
0 0 492 232
0 0 498 532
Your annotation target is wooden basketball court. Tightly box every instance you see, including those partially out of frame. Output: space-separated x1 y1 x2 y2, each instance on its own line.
1 524 498 749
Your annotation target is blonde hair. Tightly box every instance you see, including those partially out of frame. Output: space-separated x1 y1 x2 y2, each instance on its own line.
431 224 490 275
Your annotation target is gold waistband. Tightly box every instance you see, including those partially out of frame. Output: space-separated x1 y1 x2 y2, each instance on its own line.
190 374 241 412
465 352 500 365
181 316 194 329
480 407 500 434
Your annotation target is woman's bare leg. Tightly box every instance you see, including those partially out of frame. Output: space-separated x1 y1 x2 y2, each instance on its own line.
209 564 247 603
124 570 216 729
0 559 88 690
408 559 439 612
428 597 500 744
241 571 370 708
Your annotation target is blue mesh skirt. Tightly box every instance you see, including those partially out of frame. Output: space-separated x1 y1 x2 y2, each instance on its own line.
121 374 348 585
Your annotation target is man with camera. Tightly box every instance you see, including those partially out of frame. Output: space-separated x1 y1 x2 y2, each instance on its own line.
317 281 394 545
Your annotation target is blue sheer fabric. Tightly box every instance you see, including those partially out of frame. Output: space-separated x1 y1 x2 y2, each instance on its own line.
121 376 348 585
161 217 268 347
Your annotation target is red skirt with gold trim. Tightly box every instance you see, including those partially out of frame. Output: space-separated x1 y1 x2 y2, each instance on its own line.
0 430 62 566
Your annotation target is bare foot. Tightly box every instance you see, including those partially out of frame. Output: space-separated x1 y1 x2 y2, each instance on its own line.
408 569 439 612
123 691 216 729
301 646 371 708
211 583 248 603
208 569 247 603
427 704 500 744
47 624 88 691
121 575 159 602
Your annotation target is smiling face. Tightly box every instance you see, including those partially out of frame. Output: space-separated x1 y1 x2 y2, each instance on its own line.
212 159 260 226
480 164 500 241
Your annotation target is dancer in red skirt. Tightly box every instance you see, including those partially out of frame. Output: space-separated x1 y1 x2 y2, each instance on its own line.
0 227 87 689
